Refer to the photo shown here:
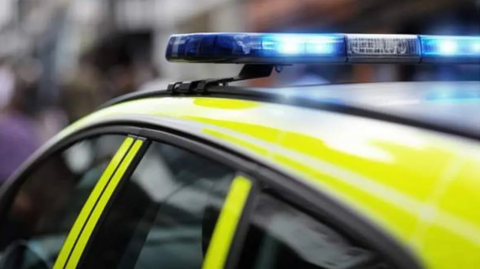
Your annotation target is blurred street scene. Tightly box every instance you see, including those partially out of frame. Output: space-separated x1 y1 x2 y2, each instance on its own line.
0 0 479 183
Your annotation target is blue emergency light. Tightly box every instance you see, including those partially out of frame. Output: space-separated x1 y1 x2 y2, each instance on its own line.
165 33 480 64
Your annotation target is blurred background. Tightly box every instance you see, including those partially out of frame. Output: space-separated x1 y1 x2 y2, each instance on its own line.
0 0 479 182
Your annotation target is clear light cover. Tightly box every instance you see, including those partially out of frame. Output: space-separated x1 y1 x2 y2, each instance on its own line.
165 33 480 64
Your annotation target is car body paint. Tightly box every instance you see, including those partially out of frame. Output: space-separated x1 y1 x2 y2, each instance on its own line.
49 97 480 269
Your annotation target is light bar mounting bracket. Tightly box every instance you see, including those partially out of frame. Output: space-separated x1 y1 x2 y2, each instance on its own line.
167 64 276 94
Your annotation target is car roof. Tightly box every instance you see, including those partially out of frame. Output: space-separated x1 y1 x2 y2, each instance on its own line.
247 81 480 136
104 81 480 140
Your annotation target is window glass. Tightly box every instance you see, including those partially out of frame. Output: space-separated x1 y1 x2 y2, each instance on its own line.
0 135 125 268
80 142 235 269
237 194 396 269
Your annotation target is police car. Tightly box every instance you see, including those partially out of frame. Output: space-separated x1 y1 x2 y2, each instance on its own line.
0 33 479 269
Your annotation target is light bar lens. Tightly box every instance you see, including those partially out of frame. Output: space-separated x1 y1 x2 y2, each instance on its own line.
166 33 345 64
262 35 344 56
166 33 480 64
420 36 480 63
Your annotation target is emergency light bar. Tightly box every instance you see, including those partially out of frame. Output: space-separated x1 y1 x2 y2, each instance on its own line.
166 33 480 64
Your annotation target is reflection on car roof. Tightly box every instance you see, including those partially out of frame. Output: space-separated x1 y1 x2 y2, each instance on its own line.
247 81 480 137
102 81 480 139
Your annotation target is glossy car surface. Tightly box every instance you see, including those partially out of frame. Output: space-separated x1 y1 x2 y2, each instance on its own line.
0 81 479 269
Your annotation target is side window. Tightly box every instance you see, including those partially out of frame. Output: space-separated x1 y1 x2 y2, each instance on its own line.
0 135 126 268
80 142 236 269
237 194 396 269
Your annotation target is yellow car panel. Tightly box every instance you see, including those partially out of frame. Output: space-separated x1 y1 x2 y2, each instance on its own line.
58 97 480 269
419 154 480 269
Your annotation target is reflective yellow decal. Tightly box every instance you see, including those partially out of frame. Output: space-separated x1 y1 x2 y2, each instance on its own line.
202 175 252 269
53 137 135 269
65 139 144 269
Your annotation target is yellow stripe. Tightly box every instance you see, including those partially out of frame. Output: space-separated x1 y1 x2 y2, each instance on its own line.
53 137 135 269
65 139 144 269
202 175 252 269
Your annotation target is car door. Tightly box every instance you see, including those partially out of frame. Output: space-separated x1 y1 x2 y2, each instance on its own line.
0 127 141 269
70 129 257 269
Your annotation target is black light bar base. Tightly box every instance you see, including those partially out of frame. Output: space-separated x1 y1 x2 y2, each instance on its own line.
167 64 275 94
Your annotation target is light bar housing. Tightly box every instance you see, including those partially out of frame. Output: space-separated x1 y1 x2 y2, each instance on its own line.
166 33 480 64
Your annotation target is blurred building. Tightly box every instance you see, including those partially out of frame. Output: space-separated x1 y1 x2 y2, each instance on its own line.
61 0 247 87
0 0 248 110
0 0 478 99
